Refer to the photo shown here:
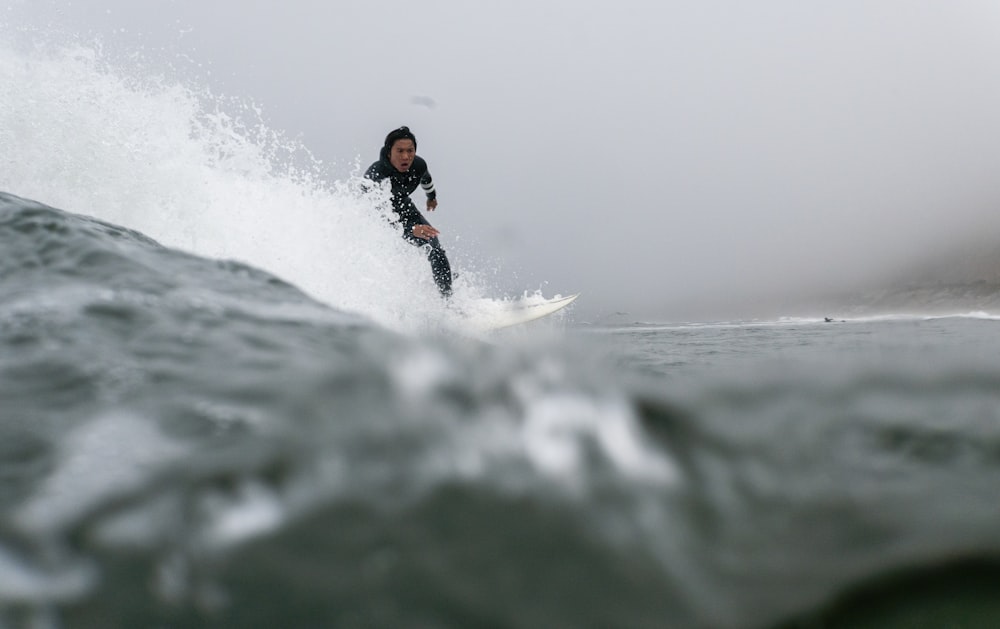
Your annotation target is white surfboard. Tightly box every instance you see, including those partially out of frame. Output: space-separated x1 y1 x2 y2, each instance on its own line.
460 293 580 331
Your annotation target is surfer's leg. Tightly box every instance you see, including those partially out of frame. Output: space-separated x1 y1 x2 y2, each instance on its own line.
398 206 453 297
424 237 453 297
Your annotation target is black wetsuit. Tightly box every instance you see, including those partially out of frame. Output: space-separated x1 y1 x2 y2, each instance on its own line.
363 149 453 296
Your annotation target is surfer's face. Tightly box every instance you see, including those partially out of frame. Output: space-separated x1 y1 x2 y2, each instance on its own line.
389 139 415 172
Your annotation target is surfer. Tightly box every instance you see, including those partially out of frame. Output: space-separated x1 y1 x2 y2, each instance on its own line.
363 126 453 297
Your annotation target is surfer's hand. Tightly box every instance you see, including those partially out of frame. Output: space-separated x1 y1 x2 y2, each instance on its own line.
411 224 439 240
426 198 438 211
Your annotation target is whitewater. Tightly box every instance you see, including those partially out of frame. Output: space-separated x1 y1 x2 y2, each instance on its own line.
0 33 505 333
3 33 1000 629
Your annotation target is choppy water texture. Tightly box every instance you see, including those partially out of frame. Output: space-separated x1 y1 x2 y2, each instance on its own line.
2 192 1000 629
3 30 1000 629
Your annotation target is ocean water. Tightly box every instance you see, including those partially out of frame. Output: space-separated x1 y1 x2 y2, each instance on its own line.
3 34 1000 629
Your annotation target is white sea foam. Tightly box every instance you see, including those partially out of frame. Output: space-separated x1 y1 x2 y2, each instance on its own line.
0 545 96 604
14 413 187 536
196 481 286 549
518 394 677 487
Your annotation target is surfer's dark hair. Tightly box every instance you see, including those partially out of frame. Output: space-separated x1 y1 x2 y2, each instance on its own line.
384 126 417 151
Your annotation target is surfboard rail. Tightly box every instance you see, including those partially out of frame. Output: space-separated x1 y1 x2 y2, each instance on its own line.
462 293 580 331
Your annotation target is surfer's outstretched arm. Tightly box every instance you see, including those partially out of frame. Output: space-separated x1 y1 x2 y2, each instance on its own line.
421 170 437 211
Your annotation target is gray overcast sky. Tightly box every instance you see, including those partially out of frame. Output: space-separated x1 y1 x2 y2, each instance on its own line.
7 0 1000 320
